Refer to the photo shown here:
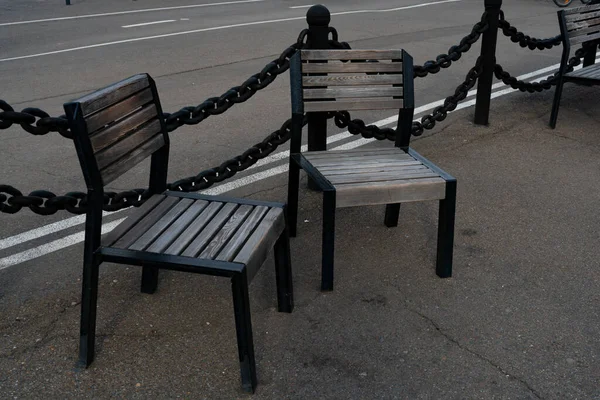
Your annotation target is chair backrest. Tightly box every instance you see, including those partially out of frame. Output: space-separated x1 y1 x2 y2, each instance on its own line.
64 74 169 189
560 3 600 47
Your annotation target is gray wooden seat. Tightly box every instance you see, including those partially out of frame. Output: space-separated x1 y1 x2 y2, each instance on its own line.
287 49 456 292
63 73 293 394
551 3 600 128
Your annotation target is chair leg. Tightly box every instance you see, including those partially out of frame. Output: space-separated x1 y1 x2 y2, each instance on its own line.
549 79 565 129
141 266 159 294
436 180 456 278
321 190 336 291
274 229 294 313
384 203 401 227
231 271 257 393
79 256 100 367
287 160 300 238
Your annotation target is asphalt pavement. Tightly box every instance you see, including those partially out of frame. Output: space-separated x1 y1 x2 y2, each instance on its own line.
1 0 599 398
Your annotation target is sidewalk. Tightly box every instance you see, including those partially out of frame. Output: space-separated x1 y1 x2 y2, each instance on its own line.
1 86 599 399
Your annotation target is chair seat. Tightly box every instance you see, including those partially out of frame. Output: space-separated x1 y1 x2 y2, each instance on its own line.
101 191 285 279
565 63 600 82
302 148 447 208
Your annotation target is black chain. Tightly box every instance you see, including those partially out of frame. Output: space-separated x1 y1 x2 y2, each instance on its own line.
414 12 488 78
0 100 72 138
498 11 562 50
494 47 587 92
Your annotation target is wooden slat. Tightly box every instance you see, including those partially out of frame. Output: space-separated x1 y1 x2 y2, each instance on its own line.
112 196 179 249
78 74 150 117
100 134 165 185
216 206 269 262
328 170 439 185
86 88 154 134
145 200 209 254
307 154 414 167
564 5 600 18
569 30 600 44
102 194 166 246
302 62 402 74
304 99 403 112
321 164 427 176
307 147 404 156
567 23 600 38
199 205 254 259
181 203 238 258
303 87 403 99
304 148 412 160
567 15 600 30
303 74 402 87
90 104 158 152
164 201 223 255
567 64 600 79
95 119 161 169
128 198 194 251
302 50 403 60
233 207 285 281
335 177 447 208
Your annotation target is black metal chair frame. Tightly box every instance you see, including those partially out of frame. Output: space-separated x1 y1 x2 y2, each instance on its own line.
287 49 456 291
64 74 293 393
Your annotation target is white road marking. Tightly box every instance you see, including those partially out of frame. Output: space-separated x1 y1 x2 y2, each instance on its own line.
0 58 588 268
122 20 177 28
0 0 265 27
0 0 461 63
289 5 313 9
180 18 191 21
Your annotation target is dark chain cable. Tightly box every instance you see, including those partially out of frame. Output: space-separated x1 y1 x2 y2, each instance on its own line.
0 100 72 138
328 27 352 50
498 11 562 50
494 47 588 93
414 12 488 78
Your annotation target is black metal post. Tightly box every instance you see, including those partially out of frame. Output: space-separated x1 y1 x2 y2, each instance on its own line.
306 5 331 189
66 0 71 5
474 0 502 126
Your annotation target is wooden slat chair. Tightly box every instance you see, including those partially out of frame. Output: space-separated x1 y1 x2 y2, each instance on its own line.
287 49 456 291
63 74 293 393
551 3 600 128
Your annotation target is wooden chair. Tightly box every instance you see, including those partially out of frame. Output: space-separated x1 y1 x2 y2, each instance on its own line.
287 49 456 291
63 73 293 393
550 3 600 128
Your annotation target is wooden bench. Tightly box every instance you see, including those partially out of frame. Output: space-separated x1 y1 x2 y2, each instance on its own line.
551 3 600 128
63 74 293 393
287 49 456 291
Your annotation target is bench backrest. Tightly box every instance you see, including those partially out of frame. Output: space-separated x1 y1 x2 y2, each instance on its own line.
560 3 600 46
64 74 169 189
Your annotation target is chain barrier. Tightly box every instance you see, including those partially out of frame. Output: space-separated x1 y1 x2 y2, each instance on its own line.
498 11 562 50
494 47 587 93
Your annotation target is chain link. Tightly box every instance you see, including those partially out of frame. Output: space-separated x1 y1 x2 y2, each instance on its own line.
498 11 562 50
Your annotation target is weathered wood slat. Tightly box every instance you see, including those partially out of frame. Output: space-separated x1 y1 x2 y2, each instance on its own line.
564 6 600 19
303 86 403 99
567 23 600 38
328 170 438 185
569 30 600 44
112 196 179 249
128 198 194 251
304 148 411 159
102 194 166 246
78 74 150 117
321 164 427 175
146 200 209 253
307 154 413 166
164 201 223 255
199 205 254 259
181 203 238 258
100 134 165 185
216 206 269 262
335 177 447 208
302 63 402 74
304 99 403 112
301 50 403 60
95 119 161 169
566 64 600 79
306 147 405 156
86 88 154 134
90 104 158 152
566 15 600 30
302 74 402 87
233 208 285 282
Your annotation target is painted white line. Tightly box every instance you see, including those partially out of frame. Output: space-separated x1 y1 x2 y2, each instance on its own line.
122 20 177 28
289 5 313 9
180 18 191 21
0 0 460 63
0 218 125 271
0 0 264 27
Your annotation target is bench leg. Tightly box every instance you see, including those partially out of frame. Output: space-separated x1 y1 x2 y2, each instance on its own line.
384 203 401 227
274 229 294 313
231 271 257 393
549 79 565 129
436 180 456 278
287 160 300 238
321 190 336 291
141 266 159 294
79 256 100 367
